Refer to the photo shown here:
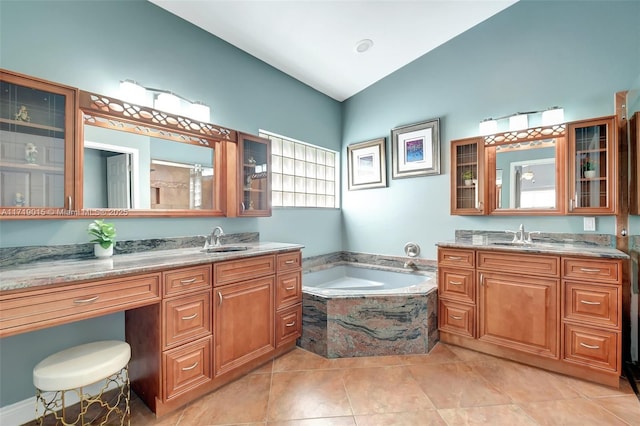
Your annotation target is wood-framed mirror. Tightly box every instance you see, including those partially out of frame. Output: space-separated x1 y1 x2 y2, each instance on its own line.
78 91 236 217
484 124 567 215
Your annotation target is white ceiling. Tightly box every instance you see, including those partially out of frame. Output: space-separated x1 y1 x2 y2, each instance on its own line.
150 0 518 102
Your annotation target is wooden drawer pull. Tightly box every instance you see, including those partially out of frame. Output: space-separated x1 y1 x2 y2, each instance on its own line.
73 295 99 304
285 260 296 264
285 321 296 327
450 315 463 320
580 300 601 306
579 268 601 273
447 256 463 260
181 313 198 320
285 285 296 290
181 361 199 371
180 277 197 284
449 281 462 285
580 342 600 350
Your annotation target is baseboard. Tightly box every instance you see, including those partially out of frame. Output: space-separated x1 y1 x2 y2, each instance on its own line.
0 381 121 425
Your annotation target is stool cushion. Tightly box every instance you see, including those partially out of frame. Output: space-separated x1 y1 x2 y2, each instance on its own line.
33 340 131 391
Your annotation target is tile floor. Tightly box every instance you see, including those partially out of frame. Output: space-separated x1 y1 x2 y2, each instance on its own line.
127 343 640 425
28 343 640 425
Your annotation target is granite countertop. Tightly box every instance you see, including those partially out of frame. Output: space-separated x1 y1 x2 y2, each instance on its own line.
0 242 304 292
437 238 629 259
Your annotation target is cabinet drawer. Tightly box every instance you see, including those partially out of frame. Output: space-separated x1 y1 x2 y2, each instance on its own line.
164 291 212 349
214 255 276 286
438 267 475 303
163 265 211 297
276 271 302 310
563 324 619 372
276 304 302 348
277 251 301 272
438 248 474 268
564 282 620 329
438 299 475 338
477 251 559 277
563 258 622 284
163 335 212 400
0 273 161 337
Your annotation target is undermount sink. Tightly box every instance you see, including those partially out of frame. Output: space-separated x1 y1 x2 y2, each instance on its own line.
200 246 249 253
489 241 554 248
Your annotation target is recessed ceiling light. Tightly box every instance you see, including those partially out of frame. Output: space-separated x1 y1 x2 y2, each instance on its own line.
354 39 374 53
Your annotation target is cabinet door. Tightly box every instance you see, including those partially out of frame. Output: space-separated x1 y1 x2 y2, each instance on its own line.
567 116 616 214
238 132 271 216
0 70 76 214
478 271 559 358
451 138 484 214
214 276 275 376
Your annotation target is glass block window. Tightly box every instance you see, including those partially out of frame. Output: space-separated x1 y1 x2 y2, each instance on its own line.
259 130 339 208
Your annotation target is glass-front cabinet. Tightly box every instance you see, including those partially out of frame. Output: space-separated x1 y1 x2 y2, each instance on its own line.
238 132 271 216
451 137 484 215
568 116 616 214
0 70 77 216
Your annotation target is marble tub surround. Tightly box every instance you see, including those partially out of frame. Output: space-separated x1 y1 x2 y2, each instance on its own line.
0 232 259 268
302 250 437 274
299 261 438 359
0 240 301 292
444 230 628 259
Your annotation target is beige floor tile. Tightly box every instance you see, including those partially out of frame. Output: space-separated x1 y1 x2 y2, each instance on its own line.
443 344 500 363
518 398 630 425
273 348 340 372
437 404 538 425
469 357 580 403
251 358 275 375
553 374 635 398
267 417 356 425
267 369 352 421
354 410 447 426
590 394 640 425
400 342 463 365
128 395 185 426
178 373 271 425
343 366 435 415
332 354 405 369
408 362 512 409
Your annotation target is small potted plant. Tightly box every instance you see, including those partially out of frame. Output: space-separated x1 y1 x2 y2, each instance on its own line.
87 219 117 258
462 170 474 186
582 156 597 178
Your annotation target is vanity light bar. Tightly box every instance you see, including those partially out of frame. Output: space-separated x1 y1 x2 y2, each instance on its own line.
479 107 564 136
119 80 211 123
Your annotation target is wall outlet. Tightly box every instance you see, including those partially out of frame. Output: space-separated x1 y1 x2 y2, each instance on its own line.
583 217 596 231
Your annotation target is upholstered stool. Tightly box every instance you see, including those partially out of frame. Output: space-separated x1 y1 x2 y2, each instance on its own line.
33 340 131 425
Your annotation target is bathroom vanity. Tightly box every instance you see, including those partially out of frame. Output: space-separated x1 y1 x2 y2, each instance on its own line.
0 243 302 416
437 240 628 387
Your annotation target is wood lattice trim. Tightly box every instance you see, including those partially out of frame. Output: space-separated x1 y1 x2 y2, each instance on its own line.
79 90 236 146
484 124 565 146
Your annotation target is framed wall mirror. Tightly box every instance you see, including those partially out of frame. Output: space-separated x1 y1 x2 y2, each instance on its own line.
485 126 566 215
78 91 236 217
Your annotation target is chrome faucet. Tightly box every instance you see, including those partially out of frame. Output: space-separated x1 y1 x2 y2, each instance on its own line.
210 226 224 247
505 224 540 244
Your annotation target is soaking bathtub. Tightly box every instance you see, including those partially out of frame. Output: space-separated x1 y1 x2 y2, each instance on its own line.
299 264 438 358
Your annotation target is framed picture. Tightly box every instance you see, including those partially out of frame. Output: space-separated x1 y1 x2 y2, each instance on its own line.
391 118 440 179
347 137 387 190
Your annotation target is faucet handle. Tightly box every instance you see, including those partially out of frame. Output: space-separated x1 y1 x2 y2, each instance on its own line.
526 231 541 243
505 230 518 243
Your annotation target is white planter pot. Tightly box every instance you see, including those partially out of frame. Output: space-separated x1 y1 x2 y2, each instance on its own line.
94 244 113 258
464 179 473 186
584 170 597 179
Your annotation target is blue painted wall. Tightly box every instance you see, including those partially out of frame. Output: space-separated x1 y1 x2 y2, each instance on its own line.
1 0 639 409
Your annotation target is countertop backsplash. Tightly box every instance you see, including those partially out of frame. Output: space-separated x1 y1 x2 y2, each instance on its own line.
0 232 259 268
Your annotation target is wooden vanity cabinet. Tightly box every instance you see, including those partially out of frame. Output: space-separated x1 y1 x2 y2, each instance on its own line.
450 137 484 215
567 116 617 214
275 251 302 347
631 111 639 215
0 69 77 215
438 246 623 387
438 248 476 337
